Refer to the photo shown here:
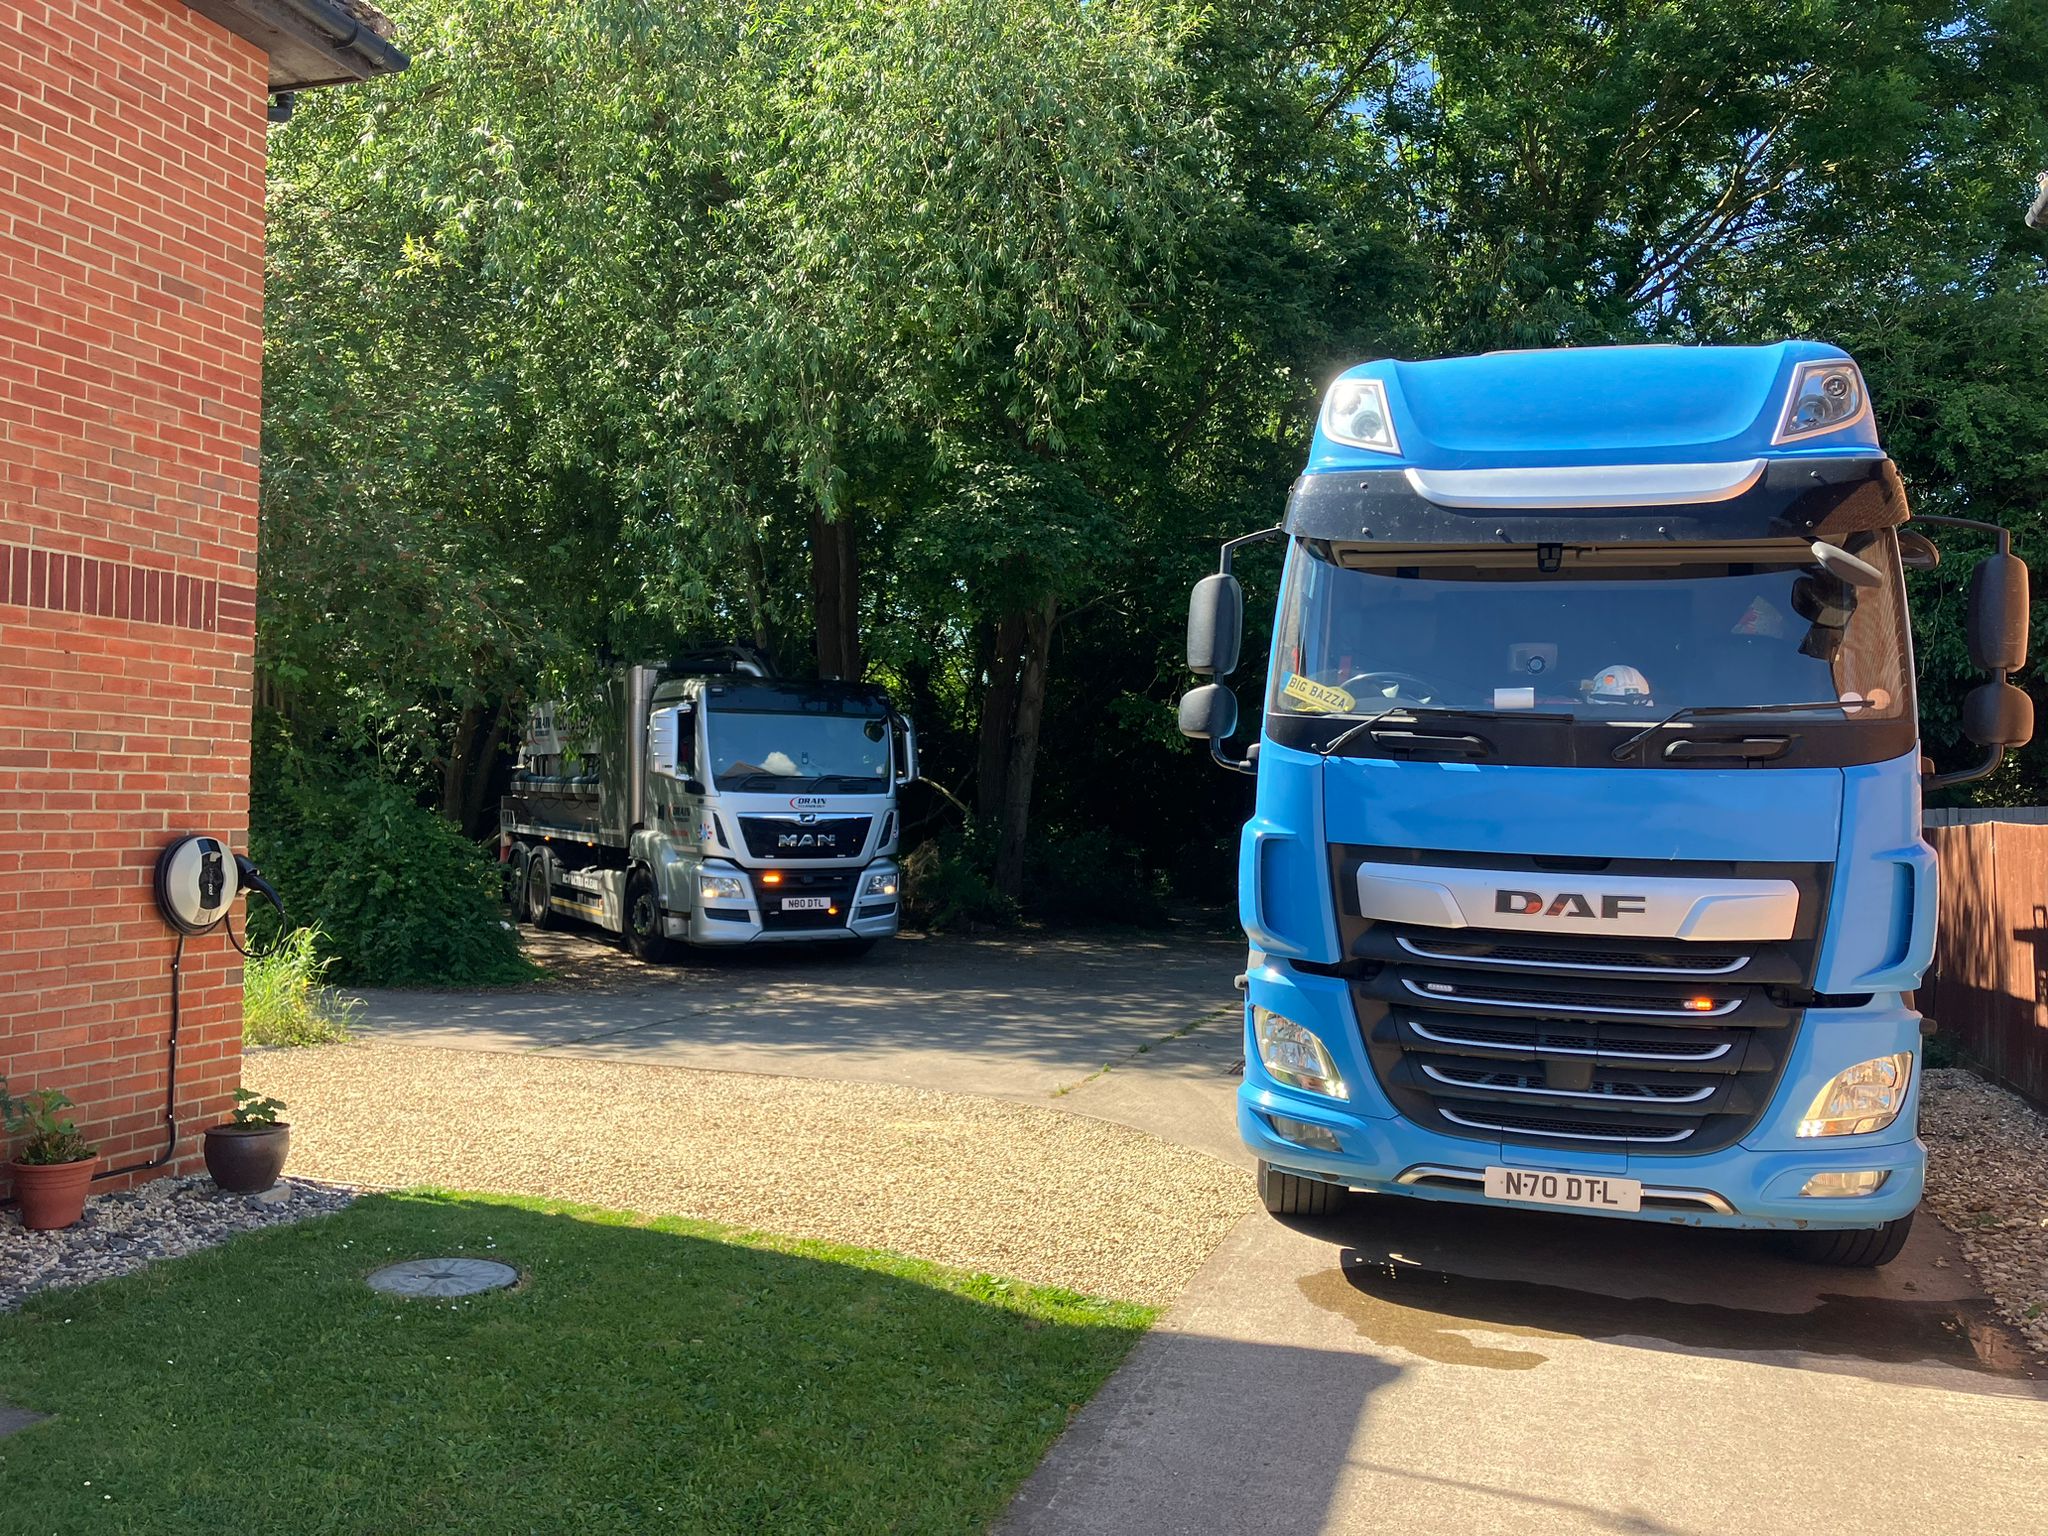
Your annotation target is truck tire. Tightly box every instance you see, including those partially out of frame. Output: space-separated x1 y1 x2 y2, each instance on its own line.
624 871 678 964
524 850 557 930
1779 1212 1914 1268
504 845 528 915
1258 1160 1349 1219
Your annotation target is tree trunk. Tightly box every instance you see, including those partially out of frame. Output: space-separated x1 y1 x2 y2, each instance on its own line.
976 610 1027 821
809 505 861 679
439 702 485 824
458 702 509 840
993 595 1057 898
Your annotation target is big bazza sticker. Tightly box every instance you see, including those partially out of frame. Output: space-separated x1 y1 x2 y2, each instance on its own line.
1282 673 1356 713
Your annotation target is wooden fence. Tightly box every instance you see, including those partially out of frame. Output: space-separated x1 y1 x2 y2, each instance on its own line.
1920 813 2048 1110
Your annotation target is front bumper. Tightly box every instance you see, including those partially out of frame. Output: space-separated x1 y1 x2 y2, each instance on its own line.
663 861 900 946
1241 958 1925 1231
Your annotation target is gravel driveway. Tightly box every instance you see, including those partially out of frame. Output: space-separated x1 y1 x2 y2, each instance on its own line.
245 1040 1251 1306
1921 1067 2048 1360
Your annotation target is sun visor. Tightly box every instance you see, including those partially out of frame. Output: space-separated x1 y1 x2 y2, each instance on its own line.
1284 454 1908 547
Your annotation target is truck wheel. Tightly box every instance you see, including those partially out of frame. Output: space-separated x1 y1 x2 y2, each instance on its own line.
504 846 528 916
524 851 557 930
1779 1212 1915 1268
624 872 678 963
1258 1160 1349 1219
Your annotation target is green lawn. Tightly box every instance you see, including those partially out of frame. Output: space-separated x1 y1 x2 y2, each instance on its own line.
0 1191 1151 1534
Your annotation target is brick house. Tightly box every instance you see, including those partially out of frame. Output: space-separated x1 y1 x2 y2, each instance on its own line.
1 0 404 1194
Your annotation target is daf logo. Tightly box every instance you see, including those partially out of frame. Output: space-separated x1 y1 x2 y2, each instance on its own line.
778 833 838 849
1496 888 1648 920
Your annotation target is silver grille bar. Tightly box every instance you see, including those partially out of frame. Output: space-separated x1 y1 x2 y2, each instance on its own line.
1396 935 1749 978
1402 977 1741 1018
1438 1108 1697 1144
1421 1063 1716 1104
1407 1019 1733 1062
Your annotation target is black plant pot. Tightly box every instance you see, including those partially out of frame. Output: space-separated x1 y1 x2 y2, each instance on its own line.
203 1123 291 1194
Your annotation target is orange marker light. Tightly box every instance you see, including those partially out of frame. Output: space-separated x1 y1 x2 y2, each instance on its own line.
761 872 783 885
1683 997 1717 1012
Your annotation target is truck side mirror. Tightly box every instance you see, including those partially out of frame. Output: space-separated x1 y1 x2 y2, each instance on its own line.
1923 532 2033 787
1187 574 1244 677
1966 552 2029 672
648 706 682 777
892 713 921 783
1962 681 2033 748
1178 683 1238 743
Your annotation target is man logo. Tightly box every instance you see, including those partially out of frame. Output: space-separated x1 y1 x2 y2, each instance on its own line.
1496 889 1649 920
778 833 837 850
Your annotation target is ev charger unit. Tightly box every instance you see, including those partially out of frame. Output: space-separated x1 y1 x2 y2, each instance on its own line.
152 832 283 936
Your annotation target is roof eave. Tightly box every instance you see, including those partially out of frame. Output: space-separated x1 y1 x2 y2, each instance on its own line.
181 0 408 93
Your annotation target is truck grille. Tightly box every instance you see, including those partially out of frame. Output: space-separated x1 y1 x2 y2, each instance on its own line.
754 868 860 931
1332 847 1826 1156
738 816 872 861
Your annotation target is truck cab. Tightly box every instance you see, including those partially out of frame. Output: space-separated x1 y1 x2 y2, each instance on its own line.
1182 342 2032 1265
504 659 918 959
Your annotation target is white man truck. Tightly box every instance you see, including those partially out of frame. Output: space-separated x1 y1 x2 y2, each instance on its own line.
501 655 919 959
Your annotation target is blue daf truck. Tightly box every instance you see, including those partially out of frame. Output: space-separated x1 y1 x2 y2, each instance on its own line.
1181 342 2032 1265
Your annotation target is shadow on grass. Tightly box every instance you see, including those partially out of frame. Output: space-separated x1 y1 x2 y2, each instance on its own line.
0 1191 1152 1535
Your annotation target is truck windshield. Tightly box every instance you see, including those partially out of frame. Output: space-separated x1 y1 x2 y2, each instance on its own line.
1269 535 1910 728
706 707 890 791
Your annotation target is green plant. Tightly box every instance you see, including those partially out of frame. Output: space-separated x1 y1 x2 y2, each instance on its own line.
1024 827 1170 927
1 1082 97 1166
243 926 359 1046
901 827 1019 932
249 776 538 988
229 1089 287 1129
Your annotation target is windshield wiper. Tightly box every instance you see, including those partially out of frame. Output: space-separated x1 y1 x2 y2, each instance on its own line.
1319 705 1571 758
1609 700 1869 762
731 773 807 791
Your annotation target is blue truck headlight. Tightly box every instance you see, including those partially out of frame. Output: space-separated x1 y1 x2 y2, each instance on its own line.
698 872 748 903
1319 377 1400 455
1253 1008 1348 1099
1774 360 1867 443
1796 1052 1912 1137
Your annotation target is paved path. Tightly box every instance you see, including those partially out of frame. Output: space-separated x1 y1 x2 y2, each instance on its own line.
354 925 2048 1535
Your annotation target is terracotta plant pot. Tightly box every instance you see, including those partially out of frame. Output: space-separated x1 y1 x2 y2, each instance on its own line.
203 1123 291 1194
10 1156 98 1231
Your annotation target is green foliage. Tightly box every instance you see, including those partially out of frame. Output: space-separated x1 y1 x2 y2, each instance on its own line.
229 1090 289 1129
1 1083 95 1167
900 821 1170 929
244 928 360 1048
1026 828 1173 929
901 826 1018 933
260 0 2048 919
250 778 537 988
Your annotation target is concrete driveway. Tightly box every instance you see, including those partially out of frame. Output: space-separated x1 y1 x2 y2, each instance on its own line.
353 924 2048 1535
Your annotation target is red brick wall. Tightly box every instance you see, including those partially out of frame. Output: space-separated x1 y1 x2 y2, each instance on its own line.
1 0 268 1190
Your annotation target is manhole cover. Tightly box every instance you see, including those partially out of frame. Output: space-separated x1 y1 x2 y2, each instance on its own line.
365 1258 518 1297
